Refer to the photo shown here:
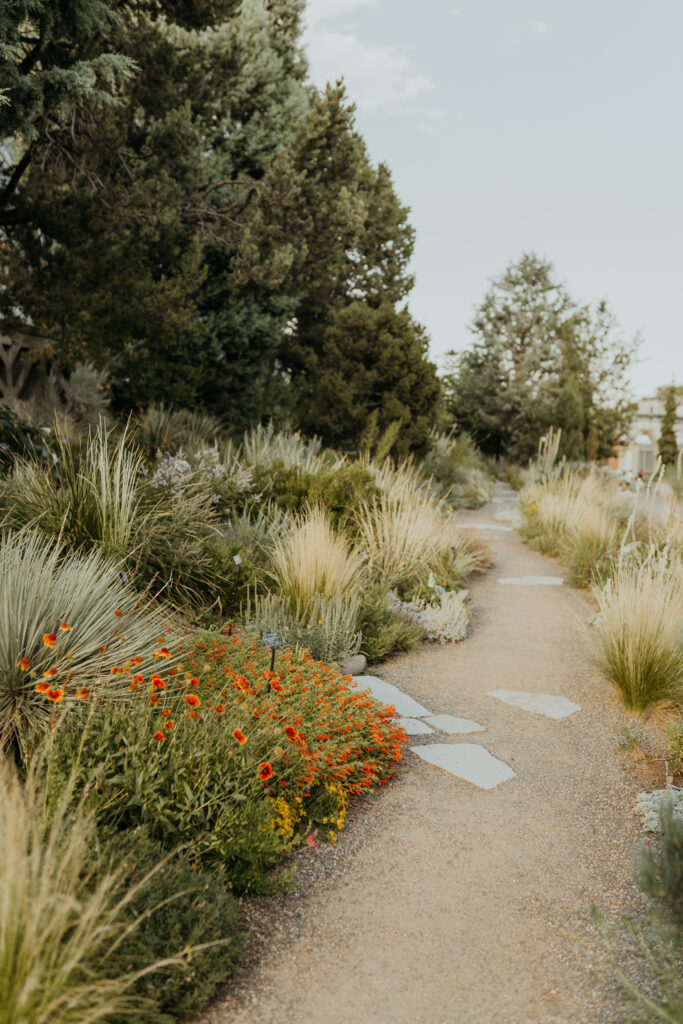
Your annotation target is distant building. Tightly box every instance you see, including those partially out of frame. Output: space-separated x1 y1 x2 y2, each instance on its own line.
614 396 683 474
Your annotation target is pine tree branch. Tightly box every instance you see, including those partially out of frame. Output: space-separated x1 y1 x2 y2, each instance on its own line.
0 149 32 210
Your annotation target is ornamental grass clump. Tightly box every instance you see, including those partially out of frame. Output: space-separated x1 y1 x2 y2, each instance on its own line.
0 529 175 753
1 424 144 563
0 757 179 1024
591 551 683 716
354 489 484 596
268 507 366 612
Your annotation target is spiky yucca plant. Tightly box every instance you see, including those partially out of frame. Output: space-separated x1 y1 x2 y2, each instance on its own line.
0 529 174 753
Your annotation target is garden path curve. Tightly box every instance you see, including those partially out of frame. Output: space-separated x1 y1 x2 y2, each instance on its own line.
198 486 645 1024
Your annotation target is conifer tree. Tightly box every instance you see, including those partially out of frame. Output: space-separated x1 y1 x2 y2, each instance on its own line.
658 386 679 466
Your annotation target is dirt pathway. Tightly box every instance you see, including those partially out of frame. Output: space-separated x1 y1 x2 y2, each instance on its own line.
200 489 646 1024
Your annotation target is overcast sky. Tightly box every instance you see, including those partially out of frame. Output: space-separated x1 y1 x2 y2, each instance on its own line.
303 0 683 398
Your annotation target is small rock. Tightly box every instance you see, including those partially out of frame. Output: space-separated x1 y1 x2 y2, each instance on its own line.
339 653 367 676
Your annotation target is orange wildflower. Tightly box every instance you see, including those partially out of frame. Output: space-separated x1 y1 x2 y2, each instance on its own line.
44 667 57 677
59 622 72 632
114 608 123 617
258 762 274 781
99 645 109 654
35 681 49 693
46 687 64 702
284 725 297 742
186 709 199 721
151 675 166 690
132 673 144 685
43 633 56 648
214 704 225 713
17 657 30 672
153 731 165 741
148 694 159 707
233 728 247 745
185 694 200 708
163 719 175 730
75 688 90 700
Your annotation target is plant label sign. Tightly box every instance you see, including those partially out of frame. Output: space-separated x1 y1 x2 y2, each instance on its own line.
233 554 242 566
263 634 279 649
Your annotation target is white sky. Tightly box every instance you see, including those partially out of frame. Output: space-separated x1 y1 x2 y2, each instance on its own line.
303 0 683 399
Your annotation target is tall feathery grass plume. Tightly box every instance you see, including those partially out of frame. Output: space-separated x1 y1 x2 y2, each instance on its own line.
267 506 366 613
591 550 683 716
354 486 486 595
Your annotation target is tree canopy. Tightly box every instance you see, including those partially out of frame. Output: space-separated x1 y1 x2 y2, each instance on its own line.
443 254 637 462
0 0 438 454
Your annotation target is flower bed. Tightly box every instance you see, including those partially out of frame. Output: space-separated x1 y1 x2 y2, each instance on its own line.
43 632 406 891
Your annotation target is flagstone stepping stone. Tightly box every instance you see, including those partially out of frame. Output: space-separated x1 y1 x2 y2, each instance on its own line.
399 717 435 736
351 675 432 718
424 714 486 734
497 576 564 585
410 743 515 789
488 689 580 720
460 523 513 532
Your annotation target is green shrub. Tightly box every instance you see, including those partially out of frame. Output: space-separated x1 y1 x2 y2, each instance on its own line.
634 797 683 935
357 585 424 664
0 404 52 471
136 405 225 458
422 432 493 508
564 532 617 589
99 832 244 1024
253 461 379 527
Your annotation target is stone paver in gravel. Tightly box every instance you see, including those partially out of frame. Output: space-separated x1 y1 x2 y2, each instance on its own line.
351 675 431 718
489 689 581 719
497 575 564 585
398 717 435 735
424 714 486 734
409 743 516 789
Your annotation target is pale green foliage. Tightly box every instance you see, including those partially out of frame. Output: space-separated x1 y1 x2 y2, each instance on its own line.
0 529 174 751
1 425 144 562
241 423 339 474
268 507 366 612
0 756 178 1024
242 592 362 664
355 487 486 595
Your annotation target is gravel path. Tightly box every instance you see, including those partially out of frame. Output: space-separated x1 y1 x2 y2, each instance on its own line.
198 490 647 1024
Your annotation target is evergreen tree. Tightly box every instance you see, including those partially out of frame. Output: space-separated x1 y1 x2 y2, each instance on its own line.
294 300 439 457
444 254 636 461
277 84 436 453
658 386 679 466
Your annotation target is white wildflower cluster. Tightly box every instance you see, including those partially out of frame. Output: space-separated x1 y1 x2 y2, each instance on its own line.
148 447 255 503
149 448 194 496
389 574 469 644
